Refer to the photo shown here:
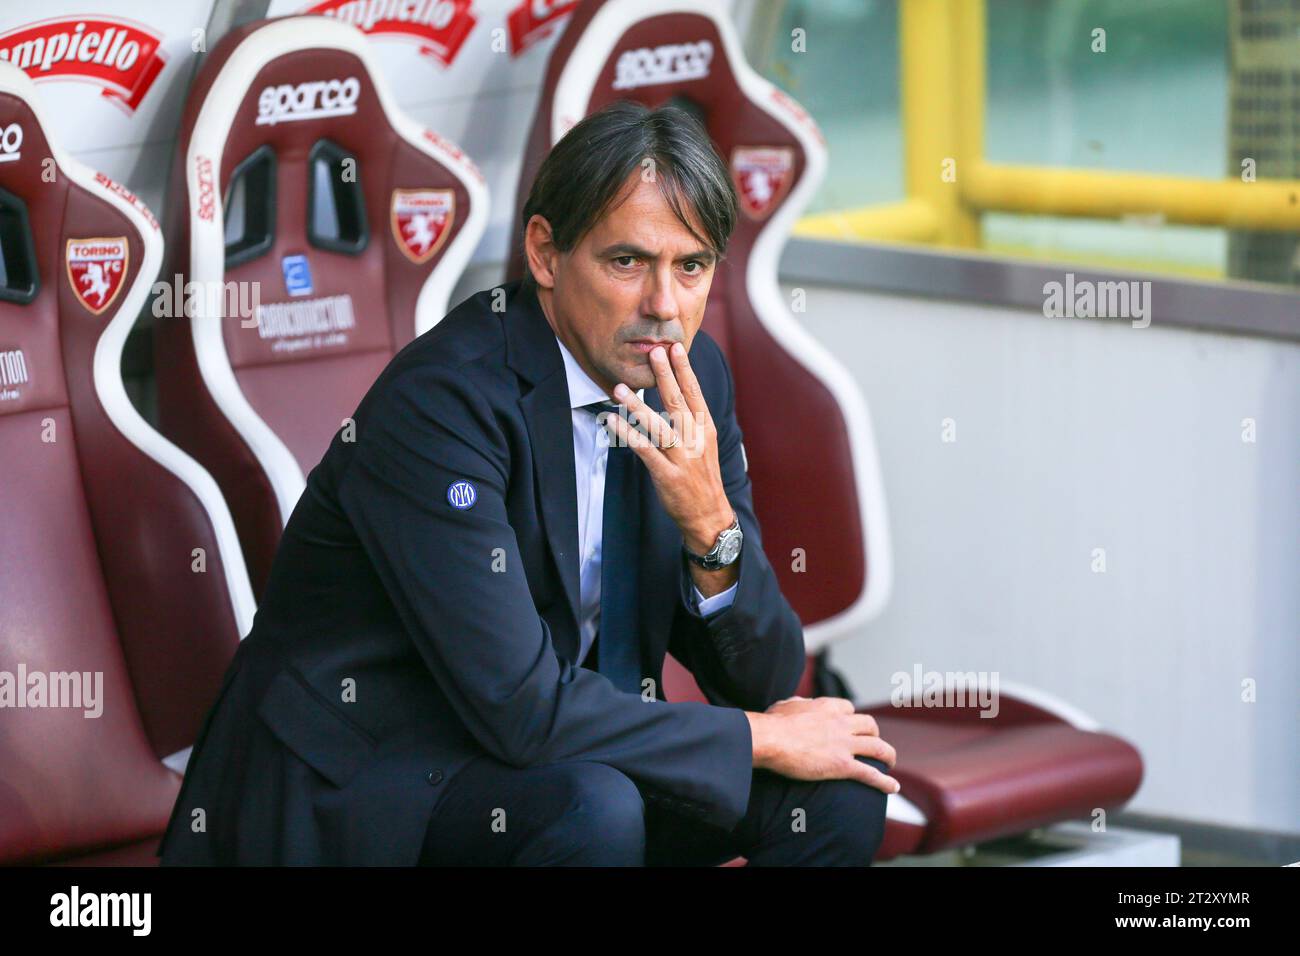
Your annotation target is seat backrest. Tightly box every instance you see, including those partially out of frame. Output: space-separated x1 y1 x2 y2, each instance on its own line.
155 15 488 594
0 61 254 864
508 0 892 651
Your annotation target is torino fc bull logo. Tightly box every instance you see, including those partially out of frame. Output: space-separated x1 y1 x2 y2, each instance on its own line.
66 237 128 314
731 146 794 221
390 189 454 264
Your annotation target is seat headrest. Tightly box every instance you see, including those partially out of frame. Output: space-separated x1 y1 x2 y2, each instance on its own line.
158 15 488 524
510 0 828 286
175 14 487 350
0 59 162 418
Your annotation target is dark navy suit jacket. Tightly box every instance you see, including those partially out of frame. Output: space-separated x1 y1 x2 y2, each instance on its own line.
158 277 806 865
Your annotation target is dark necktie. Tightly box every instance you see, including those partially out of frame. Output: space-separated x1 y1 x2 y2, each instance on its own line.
580 400 642 694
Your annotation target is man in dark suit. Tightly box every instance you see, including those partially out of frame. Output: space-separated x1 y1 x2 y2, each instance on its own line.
159 101 898 867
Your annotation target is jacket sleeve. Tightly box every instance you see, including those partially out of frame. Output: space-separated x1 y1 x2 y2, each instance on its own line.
336 361 754 830
668 338 807 712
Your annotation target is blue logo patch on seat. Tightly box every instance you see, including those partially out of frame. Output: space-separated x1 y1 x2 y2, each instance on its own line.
447 480 477 510
281 254 313 297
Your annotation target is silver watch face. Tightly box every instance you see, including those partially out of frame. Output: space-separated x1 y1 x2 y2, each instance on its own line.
716 528 743 566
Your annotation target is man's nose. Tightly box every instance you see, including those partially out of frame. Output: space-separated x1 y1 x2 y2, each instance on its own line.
642 266 680 323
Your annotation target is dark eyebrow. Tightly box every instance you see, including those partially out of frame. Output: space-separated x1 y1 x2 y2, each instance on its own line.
595 242 717 265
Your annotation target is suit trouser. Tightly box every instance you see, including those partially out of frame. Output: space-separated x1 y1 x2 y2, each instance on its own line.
417 751 891 866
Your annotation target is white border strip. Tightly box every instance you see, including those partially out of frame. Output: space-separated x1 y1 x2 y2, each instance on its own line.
552 0 894 652
185 17 489 523
162 746 193 774
886 792 928 827
0 61 256 639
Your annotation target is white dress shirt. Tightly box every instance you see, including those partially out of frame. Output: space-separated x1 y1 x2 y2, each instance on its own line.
554 336 737 667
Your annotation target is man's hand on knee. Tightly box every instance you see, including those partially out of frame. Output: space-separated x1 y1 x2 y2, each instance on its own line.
745 697 901 795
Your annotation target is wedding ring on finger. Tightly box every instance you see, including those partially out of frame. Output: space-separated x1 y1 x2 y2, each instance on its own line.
630 406 677 449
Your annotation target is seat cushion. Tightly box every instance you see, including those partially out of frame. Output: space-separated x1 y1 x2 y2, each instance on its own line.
873 711 1143 853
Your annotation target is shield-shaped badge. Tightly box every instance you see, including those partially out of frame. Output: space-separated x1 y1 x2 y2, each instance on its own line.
730 147 794 221
66 237 129 315
390 189 455 264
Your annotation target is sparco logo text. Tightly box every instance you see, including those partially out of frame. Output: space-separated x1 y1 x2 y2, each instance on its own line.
256 77 361 126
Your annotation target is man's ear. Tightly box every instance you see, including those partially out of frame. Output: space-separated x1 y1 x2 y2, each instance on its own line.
524 214 559 290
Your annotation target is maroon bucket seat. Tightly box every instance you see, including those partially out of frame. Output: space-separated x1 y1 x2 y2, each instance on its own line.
0 61 254 866
154 15 488 596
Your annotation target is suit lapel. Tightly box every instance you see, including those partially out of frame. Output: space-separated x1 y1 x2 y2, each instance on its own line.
505 282 582 655
520 377 581 641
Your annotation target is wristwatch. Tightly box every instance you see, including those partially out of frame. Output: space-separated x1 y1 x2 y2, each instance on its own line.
683 513 743 570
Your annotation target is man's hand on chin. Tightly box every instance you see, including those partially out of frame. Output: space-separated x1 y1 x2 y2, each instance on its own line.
601 341 737 599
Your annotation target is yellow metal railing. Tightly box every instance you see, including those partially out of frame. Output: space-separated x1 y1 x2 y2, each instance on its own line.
794 0 1300 248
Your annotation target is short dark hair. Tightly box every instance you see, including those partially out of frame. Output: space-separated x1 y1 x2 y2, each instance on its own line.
519 100 737 289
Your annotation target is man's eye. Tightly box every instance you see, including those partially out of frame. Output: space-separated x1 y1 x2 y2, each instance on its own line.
683 260 703 275
614 255 637 267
